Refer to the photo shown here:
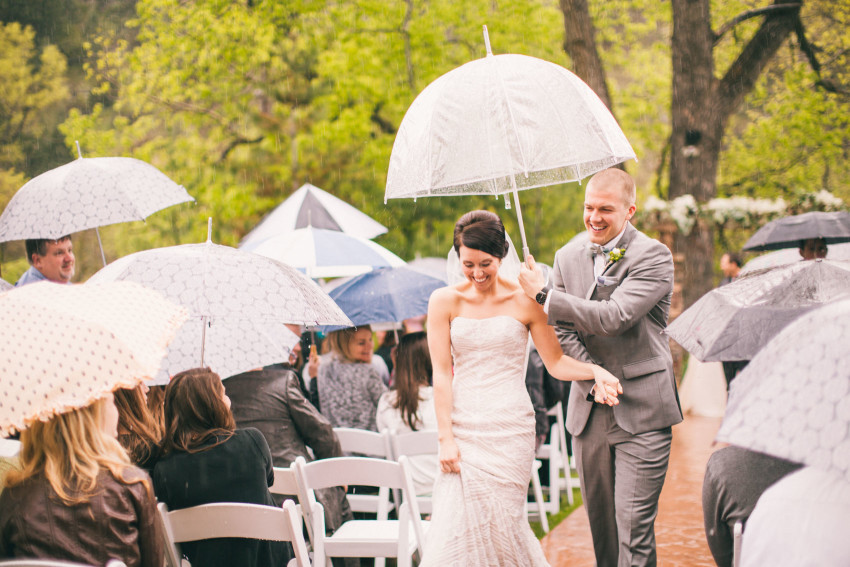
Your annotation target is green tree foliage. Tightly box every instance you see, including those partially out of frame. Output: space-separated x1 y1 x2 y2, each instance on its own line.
0 22 68 281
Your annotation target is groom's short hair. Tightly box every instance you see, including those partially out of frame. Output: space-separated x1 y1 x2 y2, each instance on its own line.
587 168 636 207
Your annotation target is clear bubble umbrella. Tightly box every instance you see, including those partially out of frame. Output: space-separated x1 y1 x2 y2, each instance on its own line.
88 221 352 384
385 26 635 258
716 297 850 482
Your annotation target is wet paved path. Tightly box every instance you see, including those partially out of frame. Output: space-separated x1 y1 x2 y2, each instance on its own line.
541 415 722 566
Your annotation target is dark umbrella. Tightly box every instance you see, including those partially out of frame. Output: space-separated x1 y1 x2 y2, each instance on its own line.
740 242 850 275
321 266 446 333
743 211 850 252
665 259 850 362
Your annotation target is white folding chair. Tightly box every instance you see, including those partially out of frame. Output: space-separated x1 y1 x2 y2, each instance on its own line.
332 427 395 520
271 466 300 502
527 460 550 533
156 501 311 567
293 455 429 567
388 429 439 515
536 401 575 507
733 520 743 567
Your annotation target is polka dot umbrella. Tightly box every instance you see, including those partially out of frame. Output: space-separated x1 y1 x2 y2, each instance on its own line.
0 281 187 435
716 297 850 483
88 221 352 383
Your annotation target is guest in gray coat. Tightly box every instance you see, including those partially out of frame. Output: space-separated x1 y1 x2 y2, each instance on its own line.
226 366 352 533
702 446 800 567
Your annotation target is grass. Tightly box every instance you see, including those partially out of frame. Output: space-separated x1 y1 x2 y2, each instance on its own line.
530 484 583 539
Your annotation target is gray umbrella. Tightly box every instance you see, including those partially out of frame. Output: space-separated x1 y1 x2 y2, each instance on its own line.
740 242 850 275
716 297 850 482
665 259 850 361
743 211 850 252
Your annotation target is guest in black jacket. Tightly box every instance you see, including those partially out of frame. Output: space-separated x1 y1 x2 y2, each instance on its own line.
153 367 287 567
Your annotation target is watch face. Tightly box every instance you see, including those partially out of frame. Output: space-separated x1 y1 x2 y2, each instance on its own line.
536 290 547 305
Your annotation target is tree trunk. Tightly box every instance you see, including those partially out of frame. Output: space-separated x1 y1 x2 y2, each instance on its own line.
669 0 801 308
560 0 614 110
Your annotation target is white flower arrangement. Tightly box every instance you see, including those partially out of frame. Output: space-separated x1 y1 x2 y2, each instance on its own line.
638 190 844 234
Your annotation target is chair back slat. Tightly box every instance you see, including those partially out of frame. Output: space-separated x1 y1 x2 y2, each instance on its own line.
333 427 392 458
297 456 405 490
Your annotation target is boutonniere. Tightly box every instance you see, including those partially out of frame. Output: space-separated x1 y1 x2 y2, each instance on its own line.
607 247 626 263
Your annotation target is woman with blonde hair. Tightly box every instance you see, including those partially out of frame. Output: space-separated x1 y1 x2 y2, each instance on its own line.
0 392 162 567
312 325 387 431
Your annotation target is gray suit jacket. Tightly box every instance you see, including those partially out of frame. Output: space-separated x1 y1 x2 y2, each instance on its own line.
548 223 682 436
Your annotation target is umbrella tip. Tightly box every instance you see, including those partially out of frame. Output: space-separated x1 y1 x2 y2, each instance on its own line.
75 140 83 159
206 217 212 243
483 25 492 56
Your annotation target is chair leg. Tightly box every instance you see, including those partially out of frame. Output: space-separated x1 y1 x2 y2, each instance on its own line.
530 460 549 533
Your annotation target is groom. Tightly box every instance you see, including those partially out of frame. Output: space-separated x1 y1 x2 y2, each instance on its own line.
519 168 682 567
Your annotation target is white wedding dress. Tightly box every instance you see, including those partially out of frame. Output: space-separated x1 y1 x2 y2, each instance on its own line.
420 315 550 566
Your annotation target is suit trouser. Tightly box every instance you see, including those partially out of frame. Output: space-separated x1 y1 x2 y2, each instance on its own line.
574 404 672 567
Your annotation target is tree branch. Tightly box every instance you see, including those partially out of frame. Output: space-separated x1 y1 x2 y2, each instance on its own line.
715 2 802 124
713 3 802 45
219 135 264 161
794 17 849 95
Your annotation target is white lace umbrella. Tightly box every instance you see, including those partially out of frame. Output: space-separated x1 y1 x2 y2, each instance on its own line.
0 143 194 264
240 183 387 247
0 281 187 435
88 226 351 383
716 297 850 482
240 226 405 279
385 26 635 258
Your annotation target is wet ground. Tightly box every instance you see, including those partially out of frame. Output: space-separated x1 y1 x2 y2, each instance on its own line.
541 415 722 567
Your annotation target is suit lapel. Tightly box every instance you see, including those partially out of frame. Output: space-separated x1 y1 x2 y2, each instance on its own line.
585 223 637 299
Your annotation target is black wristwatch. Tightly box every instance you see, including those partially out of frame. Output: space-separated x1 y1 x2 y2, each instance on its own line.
535 289 548 305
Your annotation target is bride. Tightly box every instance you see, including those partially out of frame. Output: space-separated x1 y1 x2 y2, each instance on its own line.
421 210 622 566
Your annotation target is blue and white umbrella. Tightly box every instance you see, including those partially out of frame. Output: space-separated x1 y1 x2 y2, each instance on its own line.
240 226 405 279
323 266 446 332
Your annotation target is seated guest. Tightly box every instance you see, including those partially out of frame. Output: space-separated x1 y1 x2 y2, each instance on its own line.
153 368 287 567
799 237 828 260
376 331 438 495
312 326 387 431
226 365 352 533
15 236 75 286
115 384 162 473
741 466 850 566
702 446 801 567
0 392 162 567
145 385 166 432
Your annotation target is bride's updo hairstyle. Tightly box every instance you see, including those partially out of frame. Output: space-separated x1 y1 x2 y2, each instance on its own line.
453 210 510 259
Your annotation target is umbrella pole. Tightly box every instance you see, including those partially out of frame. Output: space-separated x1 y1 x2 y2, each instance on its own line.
200 315 207 367
95 227 107 266
510 184 530 260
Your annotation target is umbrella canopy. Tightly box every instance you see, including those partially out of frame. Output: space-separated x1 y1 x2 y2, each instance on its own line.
240 226 405 279
385 27 635 256
240 183 388 247
742 211 850 252
406 256 449 283
740 241 850 275
323 266 446 332
666 259 850 362
716 298 850 482
0 278 11 292
0 281 187 435
88 239 351 384
0 155 194 243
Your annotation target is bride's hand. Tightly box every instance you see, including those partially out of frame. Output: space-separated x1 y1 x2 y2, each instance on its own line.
439 437 461 474
591 365 623 406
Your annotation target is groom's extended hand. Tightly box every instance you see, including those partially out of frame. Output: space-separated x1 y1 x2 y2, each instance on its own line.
519 254 546 299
